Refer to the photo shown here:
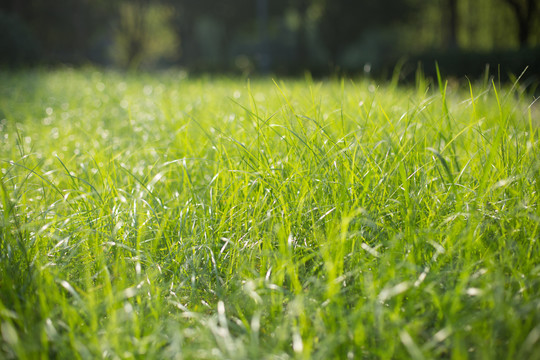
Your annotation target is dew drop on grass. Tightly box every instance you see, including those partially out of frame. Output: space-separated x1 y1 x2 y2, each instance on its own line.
363 63 371 73
466 288 484 296
45 319 58 339
143 85 153 96
1 322 19 346
292 331 303 353
124 302 133 315
251 313 260 334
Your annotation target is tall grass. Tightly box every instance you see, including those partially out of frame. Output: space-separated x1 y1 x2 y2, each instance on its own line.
1 68 539 359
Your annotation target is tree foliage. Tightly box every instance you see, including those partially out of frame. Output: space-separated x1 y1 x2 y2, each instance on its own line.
500 0 540 47
0 0 538 70
317 0 414 63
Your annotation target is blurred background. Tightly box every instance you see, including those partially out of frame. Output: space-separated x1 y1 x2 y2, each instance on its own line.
1 0 539 79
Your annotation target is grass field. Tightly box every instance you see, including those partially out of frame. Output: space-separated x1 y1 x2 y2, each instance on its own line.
1 68 539 359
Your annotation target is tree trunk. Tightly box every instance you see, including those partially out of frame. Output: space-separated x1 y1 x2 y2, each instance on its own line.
256 0 270 73
502 0 538 48
178 16 198 67
295 0 309 71
447 0 459 49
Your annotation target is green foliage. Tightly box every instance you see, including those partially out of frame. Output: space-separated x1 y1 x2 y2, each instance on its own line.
0 69 539 358
112 2 180 69
3 0 540 72
317 0 414 63
0 11 39 66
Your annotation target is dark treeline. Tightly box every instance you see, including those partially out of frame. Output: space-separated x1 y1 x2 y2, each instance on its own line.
1 0 539 78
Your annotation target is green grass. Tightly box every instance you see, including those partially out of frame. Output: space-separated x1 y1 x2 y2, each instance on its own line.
1 68 539 359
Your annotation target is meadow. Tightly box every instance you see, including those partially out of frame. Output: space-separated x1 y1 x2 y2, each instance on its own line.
0 68 539 359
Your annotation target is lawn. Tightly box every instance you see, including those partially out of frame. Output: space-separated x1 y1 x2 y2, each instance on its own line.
1 68 539 359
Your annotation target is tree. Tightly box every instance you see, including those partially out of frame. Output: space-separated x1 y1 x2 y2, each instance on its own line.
165 0 257 68
1 0 116 63
447 0 459 49
115 0 151 68
317 0 414 66
291 0 312 70
500 0 539 47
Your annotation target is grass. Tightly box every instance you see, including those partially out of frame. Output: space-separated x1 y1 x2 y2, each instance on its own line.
0 68 539 359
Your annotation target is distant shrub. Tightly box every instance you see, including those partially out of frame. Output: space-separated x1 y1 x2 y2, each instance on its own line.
405 48 540 82
0 11 40 66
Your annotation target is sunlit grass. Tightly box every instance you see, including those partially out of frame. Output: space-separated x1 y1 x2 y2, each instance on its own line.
1 68 539 359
